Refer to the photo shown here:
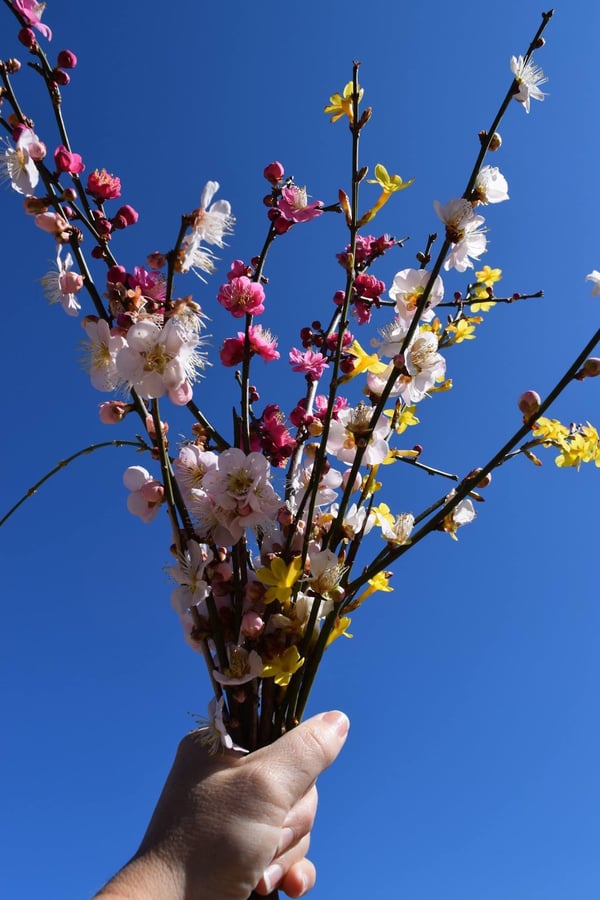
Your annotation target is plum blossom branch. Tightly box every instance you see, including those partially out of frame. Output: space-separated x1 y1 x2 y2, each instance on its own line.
0 439 149 528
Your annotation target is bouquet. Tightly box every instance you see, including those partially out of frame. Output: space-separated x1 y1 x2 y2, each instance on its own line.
2 3 599 897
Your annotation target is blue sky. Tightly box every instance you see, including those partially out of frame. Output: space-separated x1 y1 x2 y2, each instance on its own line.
1 1 599 898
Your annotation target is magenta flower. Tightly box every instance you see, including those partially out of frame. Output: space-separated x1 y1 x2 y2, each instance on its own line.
276 185 323 223
13 1 52 40
289 347 329 380
54 145 84 174
86 168 121 201
217 276 265 318
220 325 279 367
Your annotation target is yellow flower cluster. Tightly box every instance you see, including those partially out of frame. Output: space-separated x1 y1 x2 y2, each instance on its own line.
532 417 600 468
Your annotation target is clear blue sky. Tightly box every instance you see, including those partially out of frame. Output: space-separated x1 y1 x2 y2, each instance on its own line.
1 1 599 898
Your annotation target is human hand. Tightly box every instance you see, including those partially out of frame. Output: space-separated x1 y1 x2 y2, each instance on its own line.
94 710 350 900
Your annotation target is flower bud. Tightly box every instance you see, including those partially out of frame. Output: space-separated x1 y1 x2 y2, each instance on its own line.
240 610 265 639
581 357 600 378
518 389 541 418
52 68 70 86
113 204 139 227
57 49 77 69
263 161 284 184
488 132 502 151
18 27 36 49
23 196 49 214
147 250 166 270
28 140 46 161
54 144 84 174
466 467 492 488
99 401 130 424
6 58 21 74
107 264 126 284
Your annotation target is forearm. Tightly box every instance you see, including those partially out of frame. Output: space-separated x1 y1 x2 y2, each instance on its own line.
93 852 191 900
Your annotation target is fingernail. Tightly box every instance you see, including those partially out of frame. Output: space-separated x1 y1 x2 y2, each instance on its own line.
322 710 350 738
262 863 283 893
277 826 295 855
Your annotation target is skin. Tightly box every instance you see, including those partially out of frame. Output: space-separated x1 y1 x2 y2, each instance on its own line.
94 710 350 900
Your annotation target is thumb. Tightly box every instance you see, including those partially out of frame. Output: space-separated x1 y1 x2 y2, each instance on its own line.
247 711 350 807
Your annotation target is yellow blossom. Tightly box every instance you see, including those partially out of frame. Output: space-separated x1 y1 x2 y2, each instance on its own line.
555 423 600 469
475 265 502 287
445 317 480 343
324 81 363 124
532 416 570 445
342 339 388 382
428 378 453 393
384 404 420 434
350 571 393 609
262 646 305 687
471 266 501 312
256 556 304 606
358 164 414 226
326 616 353 647
370 502 395 529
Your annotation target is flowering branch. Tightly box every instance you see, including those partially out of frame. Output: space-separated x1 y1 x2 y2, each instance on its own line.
0 439 149 528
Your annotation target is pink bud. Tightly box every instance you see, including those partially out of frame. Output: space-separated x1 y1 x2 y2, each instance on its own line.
28 140 46 161
263 161 285 184
518 390 541 417
99 401 129 424
59 271 84 293
140 481 164 503
54 145 84 174
57 49 77 68
268 208 293 234
113 204 139 227
147 251 166 270
18 27 36 49
168 380 193 406
240 610 265 639
52 68 71 86
23 196 49 215
34 211 69 235
582 357 600 378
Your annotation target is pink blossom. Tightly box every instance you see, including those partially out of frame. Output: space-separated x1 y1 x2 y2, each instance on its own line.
54 145 84 174
86 168 121 201
276 185 323 223
220 325 279 367
173 444 219 503
34 211 70 239
116 314 208 401
217 276 265 318
227 259 252 281
337 234 396 269
83 318 126 392
41 248 83 316
251 404 295 467
289 347 329 380
123 466 164 524
1 128 44 195
13 1 52 40
354 273 386 302
351 299 372 325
